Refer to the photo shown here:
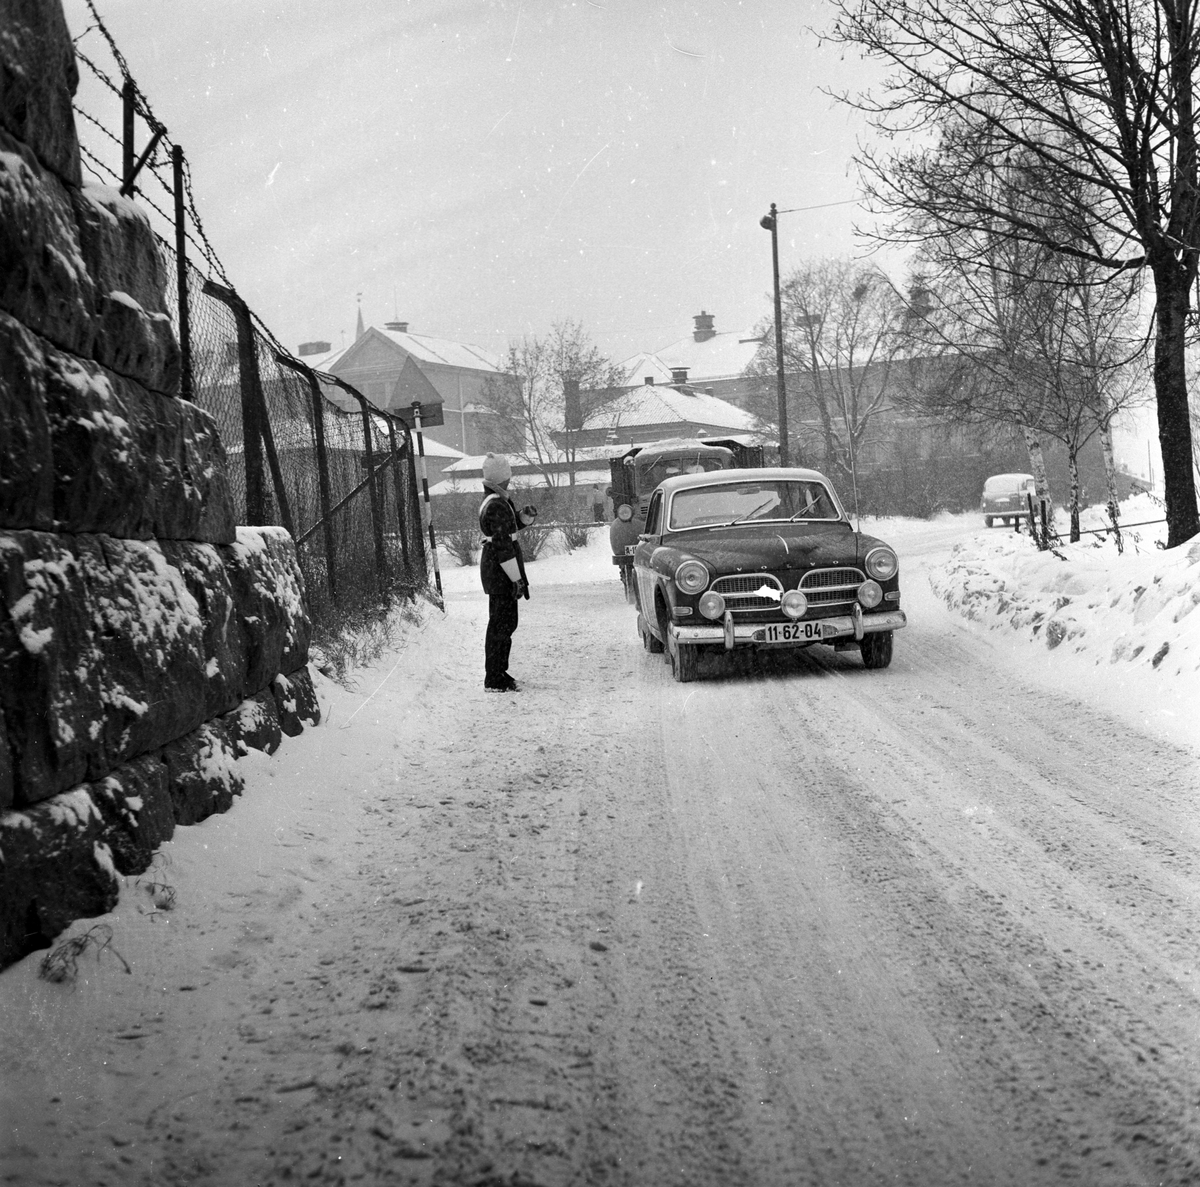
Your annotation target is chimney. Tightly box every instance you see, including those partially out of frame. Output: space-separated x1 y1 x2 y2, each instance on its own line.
385 320 410 333
692 310 716 341
670 367 689 386
564 378 582 431
298 340 331 356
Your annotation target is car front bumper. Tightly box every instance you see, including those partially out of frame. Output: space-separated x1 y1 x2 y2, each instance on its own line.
671 607 907 649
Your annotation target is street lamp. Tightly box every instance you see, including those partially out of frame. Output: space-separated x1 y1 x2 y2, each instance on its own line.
759 202 789 465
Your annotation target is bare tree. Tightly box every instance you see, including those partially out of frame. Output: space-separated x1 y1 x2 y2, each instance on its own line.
1032 253 1149 541
479 320 623 487
748 259 904 501
896 142 1150 542
828 0 1200 547
901 255 1059 535
549 320 625 485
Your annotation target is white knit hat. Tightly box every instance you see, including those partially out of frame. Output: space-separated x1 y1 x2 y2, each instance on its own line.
482 453 512 485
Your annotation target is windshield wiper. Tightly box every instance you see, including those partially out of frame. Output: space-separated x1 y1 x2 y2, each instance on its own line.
789 499 820 521
723 497 776 527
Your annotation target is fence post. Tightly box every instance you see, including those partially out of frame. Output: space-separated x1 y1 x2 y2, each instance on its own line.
278 355 338 602
356 397 388 582
203 282 293 535
203 282 266 523
122 80 134 192
411 401 443 598
172 146 192 402
384 417 412 580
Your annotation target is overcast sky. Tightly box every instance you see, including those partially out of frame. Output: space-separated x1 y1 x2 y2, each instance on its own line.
62 0 897 362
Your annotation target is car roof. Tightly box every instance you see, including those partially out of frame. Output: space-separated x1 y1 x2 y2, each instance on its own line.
631 438 735 460
985 472 1035 484
655 466 833 494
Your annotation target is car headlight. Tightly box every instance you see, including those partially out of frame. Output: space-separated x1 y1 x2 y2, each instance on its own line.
781 589 808 619
616 503 634 522
674 559 709 595
864 547 898 581
698 591 725 620
858 579 883 608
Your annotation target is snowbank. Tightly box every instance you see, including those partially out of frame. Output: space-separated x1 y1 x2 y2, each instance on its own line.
928 496 1200 748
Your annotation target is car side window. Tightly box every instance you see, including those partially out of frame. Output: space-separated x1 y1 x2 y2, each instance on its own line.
644 491 663 535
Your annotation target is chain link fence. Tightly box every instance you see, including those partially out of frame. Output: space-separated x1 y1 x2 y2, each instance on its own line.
70 1 431 629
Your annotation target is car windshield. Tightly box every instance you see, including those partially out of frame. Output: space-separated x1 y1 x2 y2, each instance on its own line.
668 480 840 530
637 452 731 491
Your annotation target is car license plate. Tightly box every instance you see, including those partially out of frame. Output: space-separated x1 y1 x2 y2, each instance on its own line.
624 544 636 554
761 622 823 643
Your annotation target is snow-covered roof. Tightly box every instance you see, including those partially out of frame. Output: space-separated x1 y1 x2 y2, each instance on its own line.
295 344 347 371
372 326 500 372
583 382 757 433
620 352 675 386
619 323 765 387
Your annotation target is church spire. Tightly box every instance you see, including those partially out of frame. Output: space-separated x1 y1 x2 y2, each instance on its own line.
355 292 365 340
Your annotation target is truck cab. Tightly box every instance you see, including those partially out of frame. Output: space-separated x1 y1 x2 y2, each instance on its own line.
607 437 764 599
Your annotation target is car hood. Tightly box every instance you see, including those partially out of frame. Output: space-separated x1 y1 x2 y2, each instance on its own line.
663 523 882 572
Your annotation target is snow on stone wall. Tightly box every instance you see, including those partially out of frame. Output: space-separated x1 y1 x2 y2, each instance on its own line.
0 1 320 970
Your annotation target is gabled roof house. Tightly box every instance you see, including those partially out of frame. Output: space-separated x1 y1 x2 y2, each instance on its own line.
300 320 502 455
565 376 758 451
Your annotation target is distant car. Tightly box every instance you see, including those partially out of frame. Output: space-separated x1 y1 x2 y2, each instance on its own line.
632 467 906 682
981 472 1038 527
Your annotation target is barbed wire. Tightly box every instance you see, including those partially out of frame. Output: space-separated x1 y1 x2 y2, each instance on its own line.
64 2 433 614
179 156 233 287
78 141 119 186
77 0 164 135
72 0 232 290
73 103 122 150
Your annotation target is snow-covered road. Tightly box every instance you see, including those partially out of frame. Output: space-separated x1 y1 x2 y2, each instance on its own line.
3 520 1198 1186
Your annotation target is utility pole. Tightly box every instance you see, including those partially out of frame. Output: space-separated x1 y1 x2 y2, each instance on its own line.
760 203 789 465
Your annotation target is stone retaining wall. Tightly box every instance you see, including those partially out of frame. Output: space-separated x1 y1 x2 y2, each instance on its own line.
0 0 320 970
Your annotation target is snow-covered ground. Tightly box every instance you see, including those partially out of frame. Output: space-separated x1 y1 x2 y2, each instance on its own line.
2 497 1197 1185
436 496 1198 749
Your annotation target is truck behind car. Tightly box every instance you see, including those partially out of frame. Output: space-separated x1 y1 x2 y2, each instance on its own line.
607 436 764 599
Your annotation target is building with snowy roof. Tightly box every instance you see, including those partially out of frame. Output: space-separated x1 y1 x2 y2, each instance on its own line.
559 376 759 452
297 318 502 456
619 310 765 410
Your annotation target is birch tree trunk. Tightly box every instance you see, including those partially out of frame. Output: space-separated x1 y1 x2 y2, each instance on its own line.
1021 424 1052 549
1100 419 1123 554
1067 448 1081 542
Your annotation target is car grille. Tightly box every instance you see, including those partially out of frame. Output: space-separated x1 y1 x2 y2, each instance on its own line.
799 567 865 608
711 568 867 614
711 573 782 611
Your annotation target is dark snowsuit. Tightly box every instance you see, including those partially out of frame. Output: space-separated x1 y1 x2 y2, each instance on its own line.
479 486 525 687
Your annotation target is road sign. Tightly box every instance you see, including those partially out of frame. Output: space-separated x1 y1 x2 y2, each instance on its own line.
392 401 445 428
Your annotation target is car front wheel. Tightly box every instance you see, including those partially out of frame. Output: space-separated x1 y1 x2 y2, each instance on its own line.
669 633 698 682
860 630 893 670
984 515 993 528
643 619 664 654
